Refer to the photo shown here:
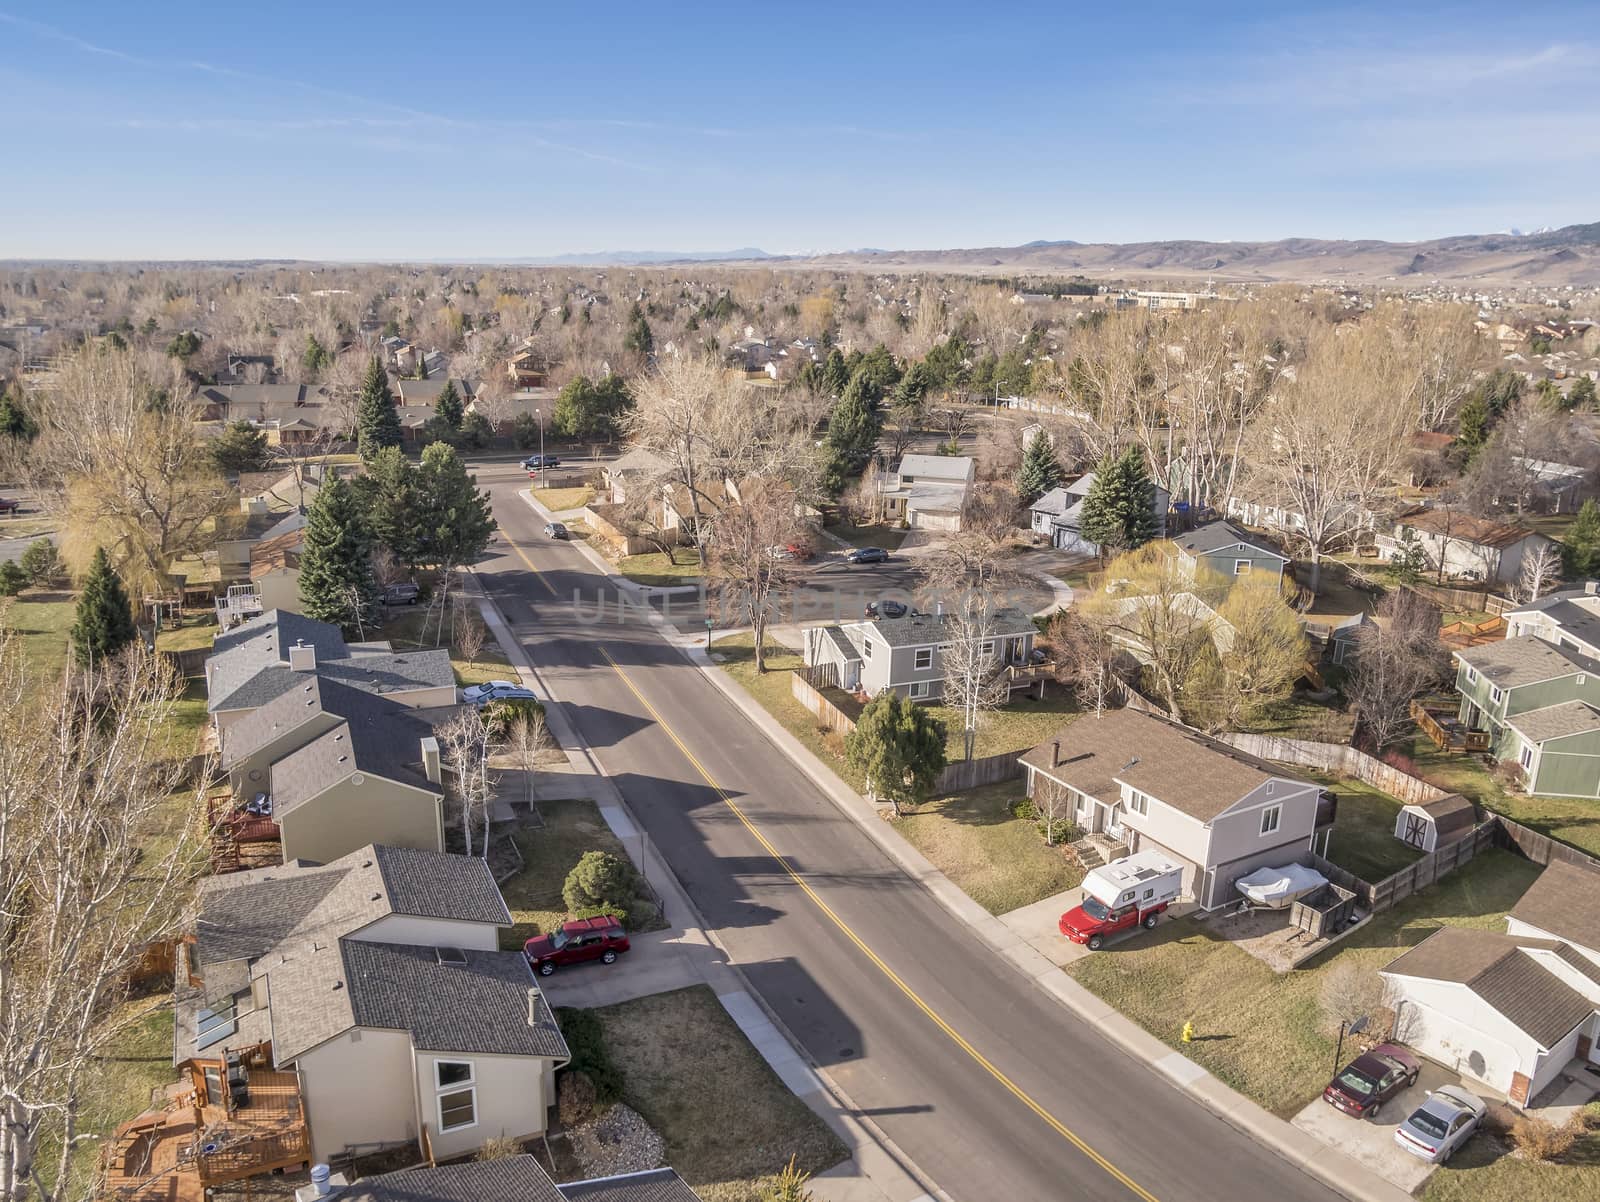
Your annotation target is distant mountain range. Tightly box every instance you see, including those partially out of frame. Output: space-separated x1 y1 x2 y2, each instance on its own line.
802 223 1600 286
515 247 777 266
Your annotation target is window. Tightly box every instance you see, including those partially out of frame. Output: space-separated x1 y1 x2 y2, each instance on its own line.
1124 788 1150 816
1234 559 1252 576
862 639 872 660
1259 805 1281 837
979 641 995 656
1520 744 1534 770
908 681 930 699
1465 665 1478 686
435 1061 476 1132
1490 686 1504 706
914 648 933 670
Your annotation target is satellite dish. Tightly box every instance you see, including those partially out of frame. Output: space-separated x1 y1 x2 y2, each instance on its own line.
1348 1015 1369 1036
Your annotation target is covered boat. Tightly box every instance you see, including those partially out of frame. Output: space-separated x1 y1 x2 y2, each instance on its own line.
1234 863 1328 910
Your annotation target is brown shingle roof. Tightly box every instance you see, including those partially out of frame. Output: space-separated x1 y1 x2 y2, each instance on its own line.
1398 507 1539 549
1509 860 1600 952
1410 794 1479 842
1019 708 1306 822
1382 926 1597 1048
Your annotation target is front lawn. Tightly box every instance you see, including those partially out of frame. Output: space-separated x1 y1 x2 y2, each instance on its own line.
896 781 1083 915
0 514 58 539
1 592 75 676
1283 767 1422 882
1067 850 1540 1118
833 522 906 552
584 986 847 1202
497 797 666 948
1422 1103 1600 1202
617 551 703 587
711 632 1075 764
531 485 595 512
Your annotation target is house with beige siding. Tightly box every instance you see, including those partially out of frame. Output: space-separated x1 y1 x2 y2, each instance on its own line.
802 608 1040 700
1019 708 1332 909
176 845 569 1167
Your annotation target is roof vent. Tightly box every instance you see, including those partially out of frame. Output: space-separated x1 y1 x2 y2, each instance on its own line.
371 893 381 902
1119 756 1141 773
527 985 541 1026
337 755 348 763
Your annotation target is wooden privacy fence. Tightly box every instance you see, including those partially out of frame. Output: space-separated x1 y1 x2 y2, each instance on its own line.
1216 732 1450 806
1405 582 1514 617
1494 814 1600 873
790 670 858 736
934 750 1024 794
161 646 211 678
1308 820 1499 915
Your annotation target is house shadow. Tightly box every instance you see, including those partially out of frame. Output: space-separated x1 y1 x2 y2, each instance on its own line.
740 956 866 1071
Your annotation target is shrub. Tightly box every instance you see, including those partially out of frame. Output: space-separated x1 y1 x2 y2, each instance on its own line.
1511 1114 1582 1162
1037 817 1079 843
563 850 635 916
0 561 26 596
553 1006 623 1107
763 1155 815 1202
18 538 61 586
482 696 544 738
1318 960 1394 1039
476 1135 524 1161
557 1071 599 1126
1010 798 1039 821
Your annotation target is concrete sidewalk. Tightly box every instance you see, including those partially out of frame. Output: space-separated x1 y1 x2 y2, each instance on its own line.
463 566 941 1202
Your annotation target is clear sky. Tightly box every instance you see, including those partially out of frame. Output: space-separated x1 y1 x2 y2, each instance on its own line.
1 2 1595 260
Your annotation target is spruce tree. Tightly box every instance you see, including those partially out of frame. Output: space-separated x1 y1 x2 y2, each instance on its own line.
356 355 403 460
354 446 423 568
1016 430 1063 504
0 386 37 441
1077 446 1157 554
1562 499 1600 578
70 547 137 668
623 302 654 356
825 370 881 476
433 379 464 430
416 442 495 574
302 333 331 377
414 349 429 379
298 478 378 633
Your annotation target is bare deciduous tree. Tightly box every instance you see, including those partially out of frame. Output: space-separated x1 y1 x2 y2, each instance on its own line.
1346 591 1448 751
940 597 1012 762
0 641 208 1202
438 707 493 858
1518 541 1563 604
710 479 810 673
507 710 549 806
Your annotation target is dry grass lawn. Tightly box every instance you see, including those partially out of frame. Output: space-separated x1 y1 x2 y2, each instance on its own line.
617 551 703 587
1068 849 1540 1118
2 592 75 676
1422 1106 1600 1202
587 986 847 1202
375 605 511 687
531 485 595 512
895 781 1083 914
497 797 666 947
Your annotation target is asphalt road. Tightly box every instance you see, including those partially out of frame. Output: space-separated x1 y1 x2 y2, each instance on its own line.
472 461 1342 1202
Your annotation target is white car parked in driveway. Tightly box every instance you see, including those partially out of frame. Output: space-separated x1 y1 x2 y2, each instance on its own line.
461 680 540 706
1393 1085 1486 1163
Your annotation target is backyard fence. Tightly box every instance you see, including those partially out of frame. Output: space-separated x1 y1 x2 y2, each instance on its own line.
1215 732 1450 806
1404 582 1515 617
1308 819 1499 915
934 750 1024 794
790 670 858 736
1493 814 1600 874
160 646 210 679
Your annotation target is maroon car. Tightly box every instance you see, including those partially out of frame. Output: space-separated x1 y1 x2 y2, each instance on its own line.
1323 1044 1421 1120
524 915 630 976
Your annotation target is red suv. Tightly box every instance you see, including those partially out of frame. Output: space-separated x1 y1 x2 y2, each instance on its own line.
523 916 630 976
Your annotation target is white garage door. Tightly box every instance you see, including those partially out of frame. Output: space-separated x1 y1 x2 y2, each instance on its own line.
1396 998 1522 1093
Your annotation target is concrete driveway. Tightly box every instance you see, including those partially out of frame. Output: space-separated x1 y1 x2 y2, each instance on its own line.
999 888 1092 967
1291 1057 1461 1193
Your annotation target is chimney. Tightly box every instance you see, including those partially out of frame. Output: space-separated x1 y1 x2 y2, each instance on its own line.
421 736 441 785
1051 740 1061 768
1587 580 1597 596
288 640 317 672
527 984 541 1026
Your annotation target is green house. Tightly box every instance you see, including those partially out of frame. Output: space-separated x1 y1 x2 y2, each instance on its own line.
1454 635 1600 797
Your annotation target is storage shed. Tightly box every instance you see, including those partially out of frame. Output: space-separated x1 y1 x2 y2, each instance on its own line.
1394 793 1478 853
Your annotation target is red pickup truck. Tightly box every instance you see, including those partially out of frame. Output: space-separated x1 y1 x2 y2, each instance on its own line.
1058 851 1184 950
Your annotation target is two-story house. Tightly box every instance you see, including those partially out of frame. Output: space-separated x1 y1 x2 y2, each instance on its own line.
1172 520 1290 585
875 454 975 532
1019 708 1332 910
1453 636 1600 797
1378 507 1552 585
801 608 1041 701
175 845 569 1168
1505 582 1600 657
1029 471 1170 555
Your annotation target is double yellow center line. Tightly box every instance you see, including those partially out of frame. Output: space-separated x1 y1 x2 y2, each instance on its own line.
504 520 1159 1202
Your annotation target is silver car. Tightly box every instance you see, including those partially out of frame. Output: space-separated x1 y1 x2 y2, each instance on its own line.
1393 1085 1485 1163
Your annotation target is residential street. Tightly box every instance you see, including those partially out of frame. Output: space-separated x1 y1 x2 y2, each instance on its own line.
472 462 1345 1202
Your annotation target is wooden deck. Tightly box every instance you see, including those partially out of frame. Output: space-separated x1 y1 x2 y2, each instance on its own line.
101 1062 308 1202
1411 699 1492 754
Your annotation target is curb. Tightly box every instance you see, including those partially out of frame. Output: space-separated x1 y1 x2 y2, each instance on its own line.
684 647 1414 1202
463 564 945 1202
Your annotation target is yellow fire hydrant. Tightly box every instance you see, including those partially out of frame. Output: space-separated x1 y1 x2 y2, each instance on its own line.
1181 1020 1195 1044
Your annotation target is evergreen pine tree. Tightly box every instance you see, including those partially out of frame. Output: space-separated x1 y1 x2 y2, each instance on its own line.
1562 499 1600 578
70 547 137 668
624 302 654 355
210 420 271 473
302 333 331 377
416 443 496 573
433 379 464 430
821 348 850 396
415 349 430 379
0 386 37 440
825 371 881 475
1456 396 1489 455
298 478 378 633
1015 430 1063 504
356 355 403 460
1077 446 1157 554
353 446 423 568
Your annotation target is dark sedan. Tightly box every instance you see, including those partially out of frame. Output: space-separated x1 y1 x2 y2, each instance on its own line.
846 546 889 564
1322 1044 1420 1120
865 599 908 619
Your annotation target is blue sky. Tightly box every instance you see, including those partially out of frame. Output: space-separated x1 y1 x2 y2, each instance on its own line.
1 2 1595 259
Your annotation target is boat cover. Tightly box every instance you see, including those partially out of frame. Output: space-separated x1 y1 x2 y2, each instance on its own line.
1234 863 1327 904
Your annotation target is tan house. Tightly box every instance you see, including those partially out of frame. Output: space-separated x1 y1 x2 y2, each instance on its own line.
1020 708 1332 909
174 846 569 1168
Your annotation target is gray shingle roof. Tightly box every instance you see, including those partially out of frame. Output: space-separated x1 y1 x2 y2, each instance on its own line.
1029 486 1073 517
269 707 439 816
316 649 457 695
1383 926 1598 1048
867 607 1036 649
1406 794 1479 842
207 610 349 712
559 1168 703 1202
346 1156 566 1202
1455 635 1600 690
373 845 512 927
222 676 408 770
1506 700 1600 744
1509 860 1600 953
1020 708 1305 822
274 941 567 1062
1174 520 1287 561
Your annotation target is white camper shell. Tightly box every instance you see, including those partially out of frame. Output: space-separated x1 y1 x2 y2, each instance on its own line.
1082 851 1184 912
